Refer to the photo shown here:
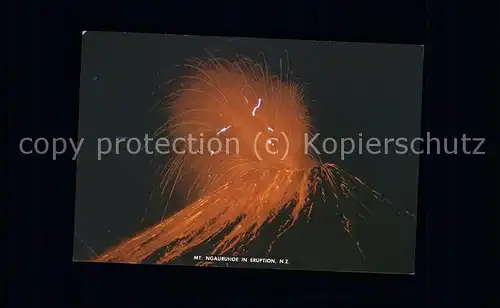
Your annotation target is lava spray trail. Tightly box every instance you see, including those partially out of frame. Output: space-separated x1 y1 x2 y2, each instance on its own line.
95 54 415 264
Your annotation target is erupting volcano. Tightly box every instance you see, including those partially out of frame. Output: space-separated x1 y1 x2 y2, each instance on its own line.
94 54 413 265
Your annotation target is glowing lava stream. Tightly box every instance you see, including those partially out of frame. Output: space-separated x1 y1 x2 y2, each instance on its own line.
94 55 411 264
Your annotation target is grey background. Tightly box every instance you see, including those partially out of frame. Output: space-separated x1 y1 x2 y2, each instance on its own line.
73 32 423 274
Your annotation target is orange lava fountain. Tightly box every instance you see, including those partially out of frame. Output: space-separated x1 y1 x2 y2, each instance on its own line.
94 55 405 264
